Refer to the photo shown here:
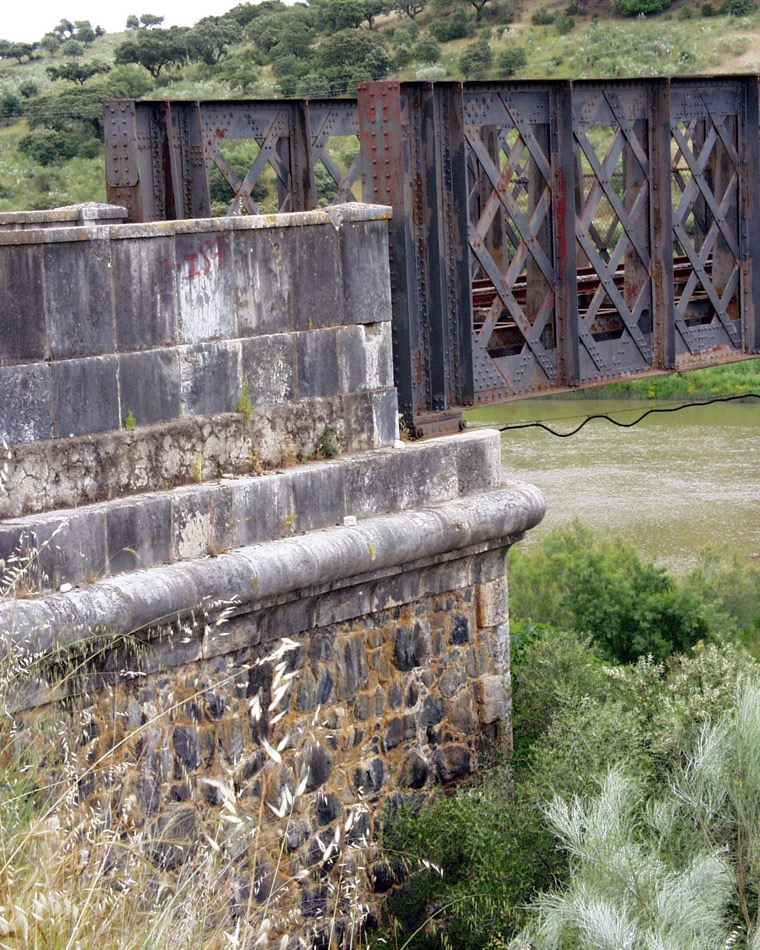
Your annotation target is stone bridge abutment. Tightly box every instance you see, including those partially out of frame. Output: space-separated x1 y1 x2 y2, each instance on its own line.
0 202 544 943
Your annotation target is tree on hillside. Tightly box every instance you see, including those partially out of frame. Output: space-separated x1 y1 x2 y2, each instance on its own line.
62 39 84 57
362 0 394 29
114 27 188 78
312 0 368 32
47 61 111 84
53 19 75 38
0 42 37 64
126 14 140 29
73 21 96 45
247 8 316 58
186 17 239 65
140 13 165 27
39 33 61 55
392 0 429 20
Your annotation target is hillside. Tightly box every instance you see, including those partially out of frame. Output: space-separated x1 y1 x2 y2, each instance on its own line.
1 0 759 211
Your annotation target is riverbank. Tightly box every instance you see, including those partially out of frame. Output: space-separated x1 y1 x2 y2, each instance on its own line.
554 358 760 401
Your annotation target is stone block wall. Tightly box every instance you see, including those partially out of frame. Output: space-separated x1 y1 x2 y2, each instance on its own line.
0 204 397 518
3 446 544 944
0 200 546 945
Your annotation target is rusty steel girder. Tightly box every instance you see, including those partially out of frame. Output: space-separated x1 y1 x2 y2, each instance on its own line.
104 78 760 429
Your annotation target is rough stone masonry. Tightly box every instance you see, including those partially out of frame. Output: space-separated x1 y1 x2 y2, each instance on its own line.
0 203 544 945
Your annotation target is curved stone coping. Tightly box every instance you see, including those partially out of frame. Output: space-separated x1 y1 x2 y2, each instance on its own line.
0 203 393 247
0 480 545 657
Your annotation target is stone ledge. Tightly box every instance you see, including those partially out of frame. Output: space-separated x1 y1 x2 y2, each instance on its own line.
0 204 393 247
0 429 501 582
0 479 545 658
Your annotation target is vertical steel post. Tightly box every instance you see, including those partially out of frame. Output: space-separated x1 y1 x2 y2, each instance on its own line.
105 100 144 222
650 78 675 369
741 76 760 353
358 81 418 422
554 82 580 387
277 101 316 212
427 83 473 412
183 102 211 219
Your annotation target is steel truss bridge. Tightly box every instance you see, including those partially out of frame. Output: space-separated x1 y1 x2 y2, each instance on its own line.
105 78 760 434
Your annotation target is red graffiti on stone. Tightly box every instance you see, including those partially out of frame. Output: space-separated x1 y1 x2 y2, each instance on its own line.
180 236 226 282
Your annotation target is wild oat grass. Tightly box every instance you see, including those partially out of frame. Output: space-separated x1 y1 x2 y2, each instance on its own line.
0 553 372 949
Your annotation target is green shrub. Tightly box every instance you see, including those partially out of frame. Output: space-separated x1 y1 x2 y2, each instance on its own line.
459 38 493 77
612 0 672 14
413 35 442 62
496 42 527 75
530 6 555 23
429 10 474 41
394 42 413 67
523 681 760 948
555 12 576 32
380 628 759 948
509 522 715 663
723 0 756 14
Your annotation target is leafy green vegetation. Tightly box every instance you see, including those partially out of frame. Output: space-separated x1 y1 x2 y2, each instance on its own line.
557 357 760 400
378 526 760 947
1 0 760 211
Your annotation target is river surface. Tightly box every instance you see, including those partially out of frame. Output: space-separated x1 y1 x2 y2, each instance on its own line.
467 397 760 573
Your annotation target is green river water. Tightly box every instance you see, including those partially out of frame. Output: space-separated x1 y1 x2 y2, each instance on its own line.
467 397 760 573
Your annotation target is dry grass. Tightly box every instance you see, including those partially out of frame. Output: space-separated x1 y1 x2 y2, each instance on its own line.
0 559 373 949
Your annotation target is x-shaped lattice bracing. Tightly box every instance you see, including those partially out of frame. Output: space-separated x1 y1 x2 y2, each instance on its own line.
310 109 361 202
574 123 653 367
671 113 741 346
466 123 556 377
208 112 291 216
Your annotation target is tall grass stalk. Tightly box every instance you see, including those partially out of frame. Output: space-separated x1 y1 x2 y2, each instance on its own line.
0 556 372 948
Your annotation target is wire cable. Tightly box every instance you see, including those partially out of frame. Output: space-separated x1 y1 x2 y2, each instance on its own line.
468 391 760 438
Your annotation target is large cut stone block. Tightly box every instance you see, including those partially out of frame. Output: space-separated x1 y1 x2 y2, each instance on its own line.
118 350 181 427
112 236 178 350
44 239 114 359
0 363 52 444
51 356 119 437
0 245 47 362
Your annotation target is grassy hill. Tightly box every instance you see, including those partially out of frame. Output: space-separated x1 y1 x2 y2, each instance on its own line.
0 1 759 211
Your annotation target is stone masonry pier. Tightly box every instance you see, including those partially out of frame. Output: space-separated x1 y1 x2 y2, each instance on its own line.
0 203 544 945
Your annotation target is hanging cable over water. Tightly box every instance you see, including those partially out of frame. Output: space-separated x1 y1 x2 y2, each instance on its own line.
466 392 760 438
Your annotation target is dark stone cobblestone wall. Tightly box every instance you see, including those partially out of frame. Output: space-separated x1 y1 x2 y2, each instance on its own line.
16 545 511 946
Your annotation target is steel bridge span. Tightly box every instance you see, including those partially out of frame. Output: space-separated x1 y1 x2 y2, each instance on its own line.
105 78 760 434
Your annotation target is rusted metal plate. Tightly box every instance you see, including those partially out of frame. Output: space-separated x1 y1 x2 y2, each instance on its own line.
104 78 760 426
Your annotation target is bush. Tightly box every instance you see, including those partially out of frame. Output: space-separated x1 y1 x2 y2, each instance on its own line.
19 129 78 165
380 626 759 948
497 42 527 74
61 38 85 57
459 38 493 77
555 12 576 32
530 6 555 23
413 35 441 62
612 0 672 14
415 63 448 79
524 681 760 948
429 10 474 41
508 523 715 663
723 0 756 14
0 89 21 124
394 42 413 67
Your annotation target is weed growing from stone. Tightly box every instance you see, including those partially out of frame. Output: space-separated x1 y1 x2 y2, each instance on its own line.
236 380 254 422
315 425 340 460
